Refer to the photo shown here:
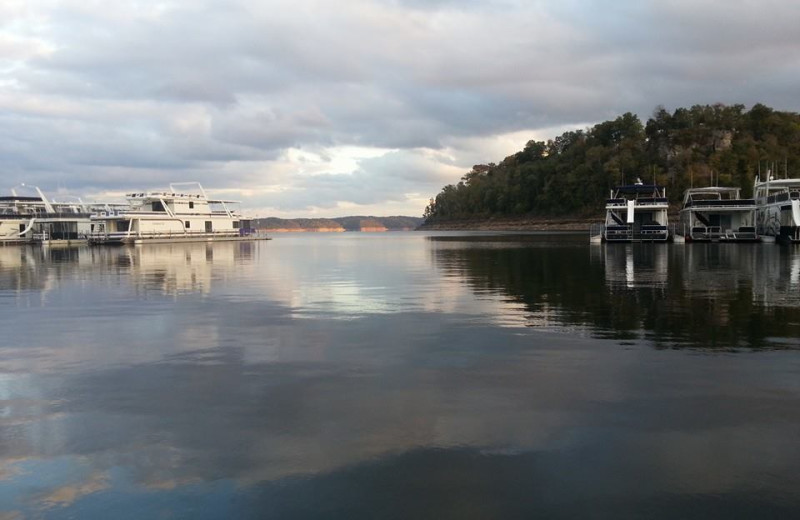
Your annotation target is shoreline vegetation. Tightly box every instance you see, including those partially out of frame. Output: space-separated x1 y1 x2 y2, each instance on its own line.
422 103 800 226
417 216 596 231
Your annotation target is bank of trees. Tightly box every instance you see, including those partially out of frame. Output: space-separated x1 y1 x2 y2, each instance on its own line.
423 104 800 221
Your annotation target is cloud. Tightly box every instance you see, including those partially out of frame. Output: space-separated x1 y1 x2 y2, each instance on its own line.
37 472 110 509
1 0 799 215
236 148 463 214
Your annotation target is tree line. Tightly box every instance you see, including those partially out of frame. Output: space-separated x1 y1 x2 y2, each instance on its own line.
423 103 800 221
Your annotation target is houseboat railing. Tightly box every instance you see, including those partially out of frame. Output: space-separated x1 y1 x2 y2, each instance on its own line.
602 223 670 242
605 199 669 208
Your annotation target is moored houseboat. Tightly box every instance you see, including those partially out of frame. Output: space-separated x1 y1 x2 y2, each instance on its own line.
88 182 264 245
1 186 92 246
592 182 671 243
754 176 800 243
678 187 759 242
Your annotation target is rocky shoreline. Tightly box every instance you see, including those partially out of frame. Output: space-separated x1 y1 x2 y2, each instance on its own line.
417 216 597 232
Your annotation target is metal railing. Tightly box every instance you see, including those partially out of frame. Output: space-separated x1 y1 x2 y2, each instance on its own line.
593 223 671 242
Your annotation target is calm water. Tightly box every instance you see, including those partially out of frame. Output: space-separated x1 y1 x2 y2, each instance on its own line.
1 233 799 519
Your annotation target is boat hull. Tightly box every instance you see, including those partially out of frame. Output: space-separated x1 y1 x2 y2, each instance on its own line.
90 233 270 245
776 226 800 244
603 228 671 243
684 236 760 243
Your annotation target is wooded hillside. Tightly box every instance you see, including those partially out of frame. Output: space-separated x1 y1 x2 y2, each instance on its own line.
424 104 800 222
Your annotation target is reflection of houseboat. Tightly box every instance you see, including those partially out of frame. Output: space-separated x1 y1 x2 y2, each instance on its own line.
88 183 265 245
754 176 800 243
602 243 669 289
678 187 759 242
121 241 255 295
592 183 671 243
1 186 92 246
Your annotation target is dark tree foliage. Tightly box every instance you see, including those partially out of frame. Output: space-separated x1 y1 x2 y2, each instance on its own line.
423 104 800 221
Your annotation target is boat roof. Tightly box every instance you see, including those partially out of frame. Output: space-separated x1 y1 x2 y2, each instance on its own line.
755 178 800 187
685 186 740 194
126 191 239 204
0 196 44 202
613 184 663 194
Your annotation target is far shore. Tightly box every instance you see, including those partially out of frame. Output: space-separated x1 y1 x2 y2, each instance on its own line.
417 216 598 232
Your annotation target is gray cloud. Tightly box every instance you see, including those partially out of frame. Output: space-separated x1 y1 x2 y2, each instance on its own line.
1 0 800 214
244 149 457 212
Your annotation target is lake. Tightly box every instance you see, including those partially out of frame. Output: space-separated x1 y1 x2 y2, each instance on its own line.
1 232 799 519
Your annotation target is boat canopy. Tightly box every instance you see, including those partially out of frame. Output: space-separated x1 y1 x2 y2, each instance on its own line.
684 186 740 195
0 196 44 202
613 184 663 194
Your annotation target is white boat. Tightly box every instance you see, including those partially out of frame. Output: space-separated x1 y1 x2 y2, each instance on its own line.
1 186 92 246
594 183 671 243
754 176 800 243
678 187 759 242
88 182 264 245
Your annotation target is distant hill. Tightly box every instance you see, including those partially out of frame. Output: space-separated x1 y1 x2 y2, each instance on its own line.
422 103 800 224
252 216 423 232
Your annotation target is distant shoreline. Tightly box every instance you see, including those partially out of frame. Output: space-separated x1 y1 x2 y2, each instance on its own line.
252 216 423 233
417 216 597 232
259 227 416 233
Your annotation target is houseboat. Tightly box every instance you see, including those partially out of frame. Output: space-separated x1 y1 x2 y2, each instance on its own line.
678 187 759 242
594 182 671 243
1 186 92 246
88 182 262 245
754 176 800 243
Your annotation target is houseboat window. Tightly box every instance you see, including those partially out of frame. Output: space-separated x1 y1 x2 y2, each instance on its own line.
189 201 194 209
19 224 26 233
233 221 240 229
185 221 190 228
205 221 212 232
152 201 165 212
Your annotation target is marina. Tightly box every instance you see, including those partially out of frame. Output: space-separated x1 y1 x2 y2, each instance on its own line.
3 1 800 515
1 183 269 246
592 175 800 245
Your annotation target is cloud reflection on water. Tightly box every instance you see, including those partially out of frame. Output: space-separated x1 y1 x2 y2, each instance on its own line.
0 234 799 518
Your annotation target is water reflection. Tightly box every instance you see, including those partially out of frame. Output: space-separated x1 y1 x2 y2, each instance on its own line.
431 235 800 349
0 242 257 297
1 235 799 518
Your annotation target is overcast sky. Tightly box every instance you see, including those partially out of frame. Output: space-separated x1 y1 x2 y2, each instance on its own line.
2 1 799 217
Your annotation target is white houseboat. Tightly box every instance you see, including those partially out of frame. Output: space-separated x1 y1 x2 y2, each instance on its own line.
754 176 800 243
1 186 92 246
678 187 759 242
88 182 262 245
594 183 671 243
